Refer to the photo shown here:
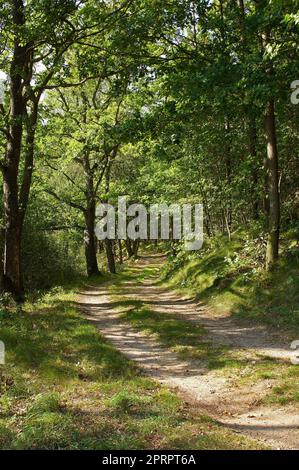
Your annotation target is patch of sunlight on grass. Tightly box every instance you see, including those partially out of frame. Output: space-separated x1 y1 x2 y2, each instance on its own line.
111 253 299 407
0 276 262 450
161 233 299 333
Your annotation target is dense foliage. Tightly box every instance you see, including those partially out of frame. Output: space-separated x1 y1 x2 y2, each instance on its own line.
0 0 298 300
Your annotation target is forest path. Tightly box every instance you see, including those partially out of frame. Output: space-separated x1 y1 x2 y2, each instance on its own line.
78 254 299 450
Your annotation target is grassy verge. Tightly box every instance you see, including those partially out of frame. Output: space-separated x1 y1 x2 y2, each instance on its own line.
109 259 299 406
0 278 261 450
160 230 299 404
162 230 299 334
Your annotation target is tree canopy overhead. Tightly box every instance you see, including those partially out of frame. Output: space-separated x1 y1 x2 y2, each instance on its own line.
0 0 298 299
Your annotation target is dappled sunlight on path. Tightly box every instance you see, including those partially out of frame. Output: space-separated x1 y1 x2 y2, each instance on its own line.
78 255 299 450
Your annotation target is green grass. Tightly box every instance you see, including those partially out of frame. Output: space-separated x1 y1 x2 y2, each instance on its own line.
113 296 299 405
162 231 299 333
0 278 261 450
109 253 299 407
158 231 299 404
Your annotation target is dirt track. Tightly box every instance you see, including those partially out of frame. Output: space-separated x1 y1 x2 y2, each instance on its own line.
78 255 299 450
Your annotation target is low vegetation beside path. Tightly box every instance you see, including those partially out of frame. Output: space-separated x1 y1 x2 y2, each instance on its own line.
0 281 261 450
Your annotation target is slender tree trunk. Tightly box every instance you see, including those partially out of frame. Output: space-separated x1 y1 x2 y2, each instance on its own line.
98 240 104 253
0 228 5 292
265 100 280 270
2 198 23 300
204 219 211 238
84 205 100 277
125 239 134 258
103 157 116 273
3 101 38 301
262 153 270 217
200 192 213 237
105 239 116 273
3 158 23 300
225 119 232 231
225 211 232 242
118 239 123 264
82 135 100 277
132 240 140 258
259 15 280 270
2 1 28 301
19 102 38 227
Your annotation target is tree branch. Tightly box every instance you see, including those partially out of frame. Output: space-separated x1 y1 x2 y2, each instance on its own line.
45 188 85 212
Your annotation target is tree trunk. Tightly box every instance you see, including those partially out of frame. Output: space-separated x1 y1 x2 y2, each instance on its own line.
265 100 280 270
81 134 101 277
19 102 38 227
105 239 116 273
0 228 5 293
133 240 140 258
2 0 28 301
259 12 280 270
98 240 104 253
125 239 134 258
2 204 23 301
103 155 116 273
118 239 123 264
84 206 100 277
225 119 232 231
2 105 24 301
